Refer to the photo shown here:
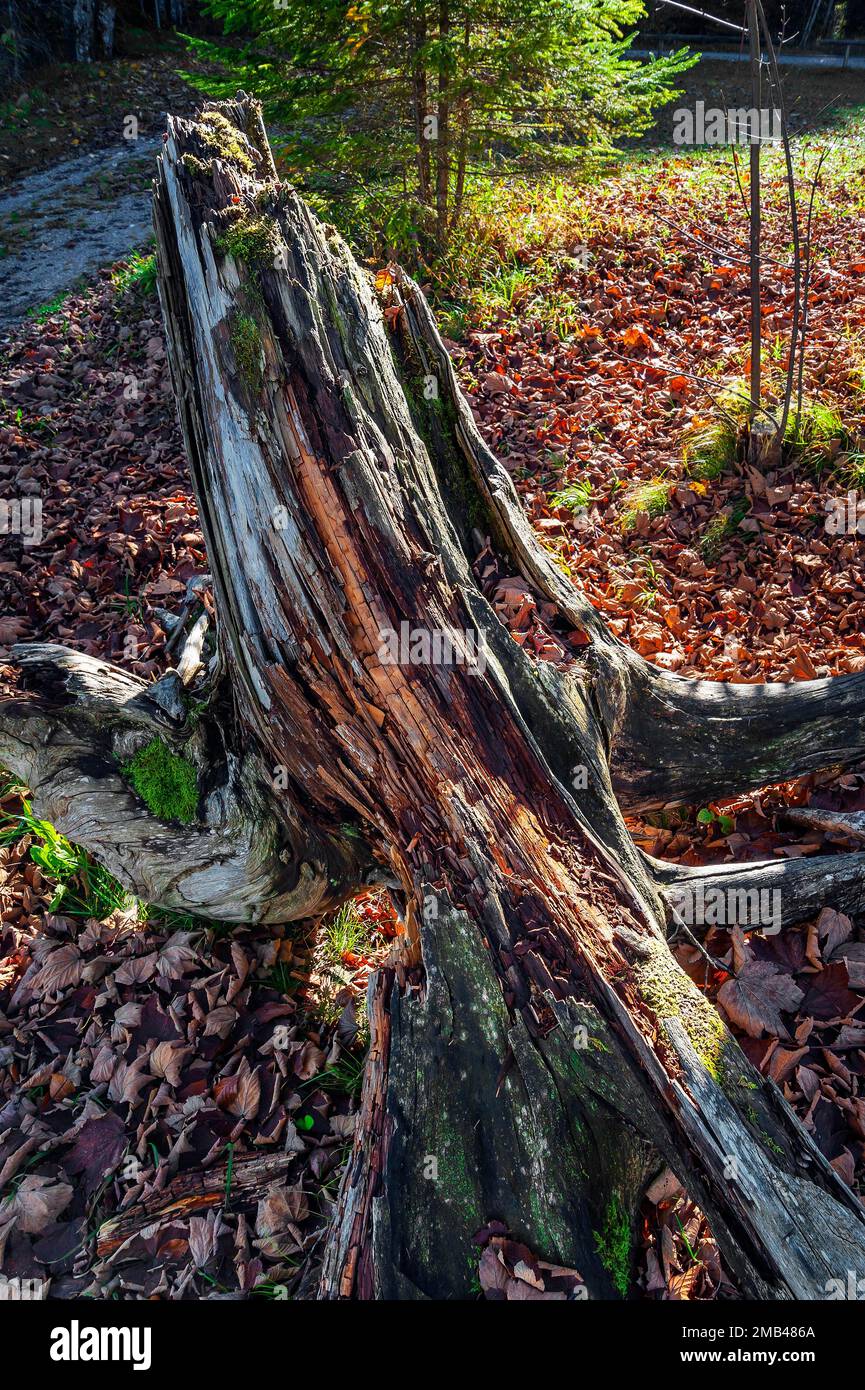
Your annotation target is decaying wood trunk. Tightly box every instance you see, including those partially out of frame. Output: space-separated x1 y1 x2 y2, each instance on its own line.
4 96 865 1300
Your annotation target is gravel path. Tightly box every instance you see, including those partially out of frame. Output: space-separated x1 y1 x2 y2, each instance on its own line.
0 138 161 331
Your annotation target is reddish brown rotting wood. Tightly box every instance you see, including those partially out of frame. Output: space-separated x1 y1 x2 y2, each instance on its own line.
95 1151 297 1257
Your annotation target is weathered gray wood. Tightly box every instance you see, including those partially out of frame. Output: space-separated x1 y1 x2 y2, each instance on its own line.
665 1018 865 1299
609 660 865 813
0 644 368 921
782 806 865 842
655 850 865 935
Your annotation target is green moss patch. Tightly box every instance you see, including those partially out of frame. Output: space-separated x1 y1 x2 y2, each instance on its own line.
181 152 213 179
230 313 264 392
634 942 726 1080
121 739 199 824
198 110 254 172
214 214 280 270
593 1194 631 1297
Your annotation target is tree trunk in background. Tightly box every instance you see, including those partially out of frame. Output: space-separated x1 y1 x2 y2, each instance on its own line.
0 0 191 80
434 0 450 245
410 11 432 207
5 96 865 1301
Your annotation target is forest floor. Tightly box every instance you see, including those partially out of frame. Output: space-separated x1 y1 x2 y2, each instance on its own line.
0 35 219 183
1 57 865 1301
0 140 160 329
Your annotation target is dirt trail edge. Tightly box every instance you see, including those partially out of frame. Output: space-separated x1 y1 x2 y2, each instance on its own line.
0 138 160 331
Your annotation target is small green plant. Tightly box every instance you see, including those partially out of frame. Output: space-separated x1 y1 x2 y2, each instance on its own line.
697 806 735 836
121 739 199 824
674 1210 699 1264
13 407 55 441
700 497 749 561
683 416 738 480
681 379 754 479
549 479 592 513
700 513 730 560
619 478 671 531
299 1049 366 1100
785 400 852 472
472 263 531 322
112 251 157 300
108 574 143 619
230 313 264 392
141 902 226 937
612 552 663 609
27 291 70 323
437 303 468 340
320 902 371 966
265 960 299 995
837 451 865 489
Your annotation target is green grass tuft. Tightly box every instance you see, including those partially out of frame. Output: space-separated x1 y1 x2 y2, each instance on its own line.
121 739 199 824
837 451 865 489
786 399 852 472
112 251 157 300
319 902 373 966
550 480 592 513
700 497 749 561
619 478 671 531
27 290 71 323
299 1049 366 1099
0 769 133 918
683 416 738 480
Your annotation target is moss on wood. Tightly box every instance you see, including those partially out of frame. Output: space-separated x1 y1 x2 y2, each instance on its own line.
593 1194 632 1297
213 213 281 272
230 312 264 392
634 943 726 1079
121 738 199 824
198 110 255 173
